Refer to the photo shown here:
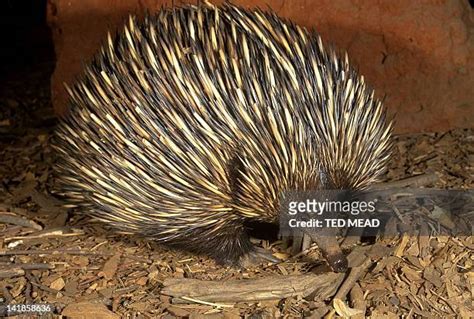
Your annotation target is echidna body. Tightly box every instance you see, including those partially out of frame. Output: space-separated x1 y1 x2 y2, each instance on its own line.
54 3 392 270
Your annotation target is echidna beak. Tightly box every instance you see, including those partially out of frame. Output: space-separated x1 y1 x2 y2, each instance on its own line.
305 228 348 273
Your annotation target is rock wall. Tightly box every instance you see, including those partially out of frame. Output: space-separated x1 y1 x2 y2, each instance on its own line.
47 0 474 133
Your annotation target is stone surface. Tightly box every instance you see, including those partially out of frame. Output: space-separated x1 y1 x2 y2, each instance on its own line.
47 0 474 133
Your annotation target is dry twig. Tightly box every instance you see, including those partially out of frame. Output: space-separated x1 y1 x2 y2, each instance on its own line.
162 272 344 303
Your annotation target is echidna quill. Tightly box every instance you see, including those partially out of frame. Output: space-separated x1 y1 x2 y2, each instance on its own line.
53 2 393 272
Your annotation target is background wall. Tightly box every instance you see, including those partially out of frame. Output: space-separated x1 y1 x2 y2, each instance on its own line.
47 0 474 133
1 0 52 78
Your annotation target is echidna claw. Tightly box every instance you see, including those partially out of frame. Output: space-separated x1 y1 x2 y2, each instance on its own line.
239 247 280 268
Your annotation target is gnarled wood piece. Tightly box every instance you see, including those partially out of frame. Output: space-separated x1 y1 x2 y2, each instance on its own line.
162 272 344 303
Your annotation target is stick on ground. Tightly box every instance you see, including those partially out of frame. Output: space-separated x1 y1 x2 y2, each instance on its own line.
162 272 345 303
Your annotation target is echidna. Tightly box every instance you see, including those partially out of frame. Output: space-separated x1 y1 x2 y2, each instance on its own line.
53 2 393 272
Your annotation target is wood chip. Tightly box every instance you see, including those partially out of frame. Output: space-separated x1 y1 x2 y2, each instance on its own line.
62 301 120 319
99 253 121 280
50 277 66 291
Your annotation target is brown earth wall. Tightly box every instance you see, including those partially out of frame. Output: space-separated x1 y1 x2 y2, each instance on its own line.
47 0 474 133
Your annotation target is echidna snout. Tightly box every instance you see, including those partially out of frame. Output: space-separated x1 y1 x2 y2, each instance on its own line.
307 229 348 273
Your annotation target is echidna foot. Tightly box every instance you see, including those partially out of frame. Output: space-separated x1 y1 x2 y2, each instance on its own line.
238 246 280 268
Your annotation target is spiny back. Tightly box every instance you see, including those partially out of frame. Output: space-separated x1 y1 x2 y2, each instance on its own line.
54 2 392 240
